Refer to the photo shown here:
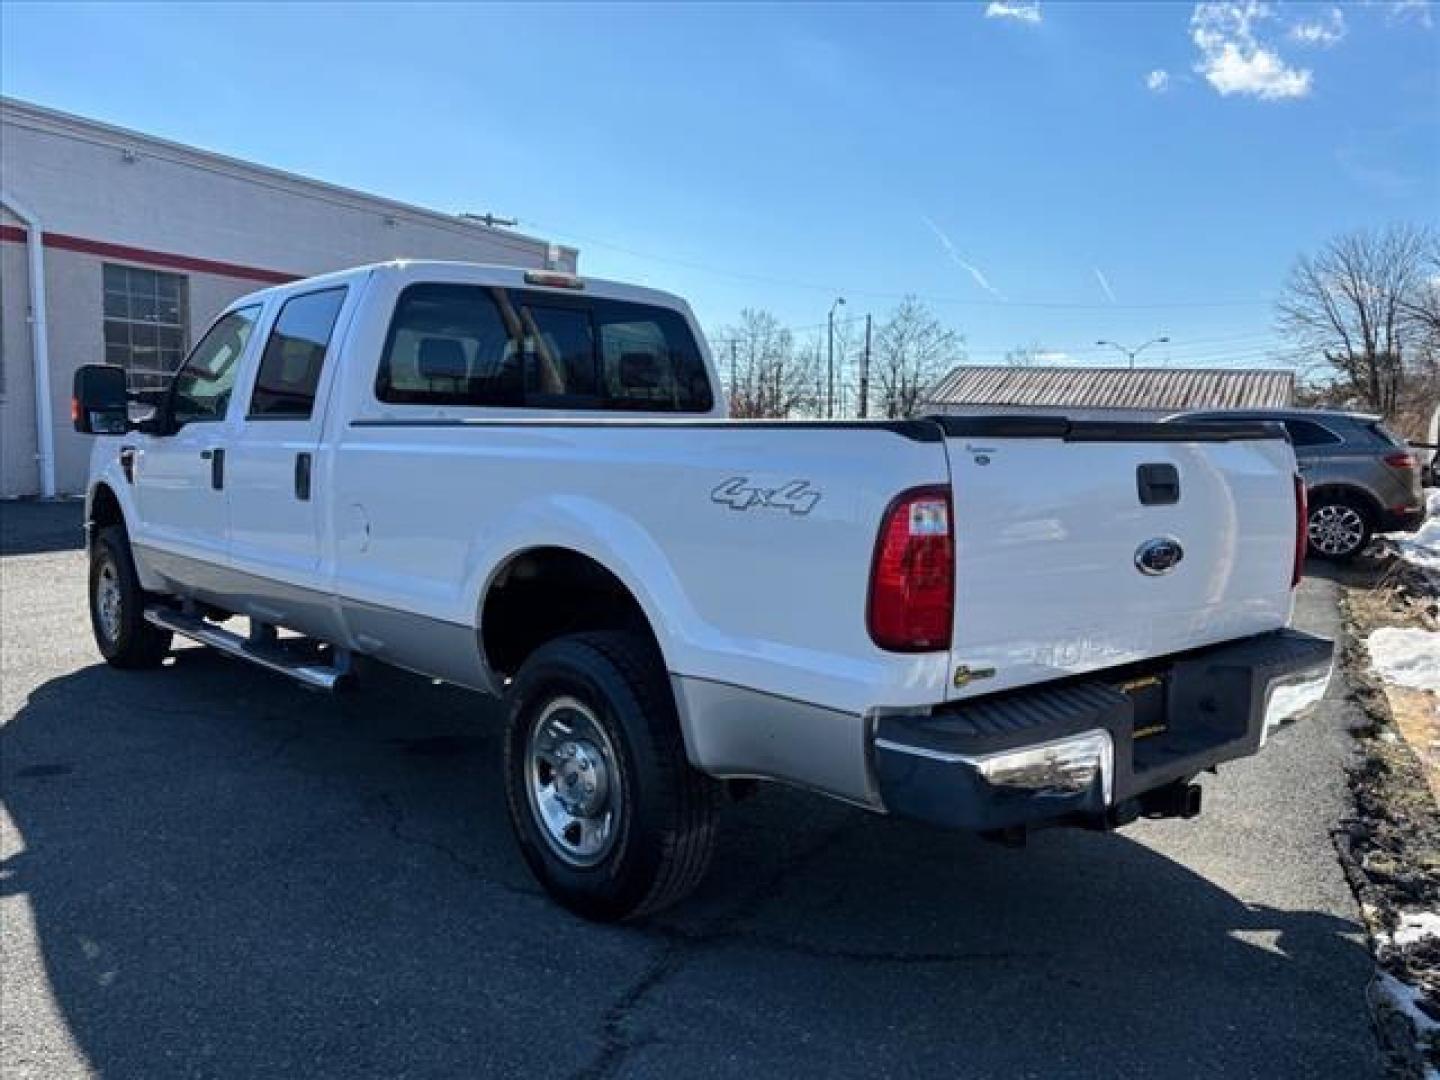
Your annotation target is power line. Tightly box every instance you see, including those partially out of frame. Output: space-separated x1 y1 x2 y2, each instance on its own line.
526 218 1273 312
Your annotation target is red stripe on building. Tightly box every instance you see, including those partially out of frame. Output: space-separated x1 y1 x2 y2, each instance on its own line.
0 224 300 285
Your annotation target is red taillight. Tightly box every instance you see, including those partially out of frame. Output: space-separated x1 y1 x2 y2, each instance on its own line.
1292 474 1307 588
1384 452 1417 470
70 397 80 423
867 486 954 652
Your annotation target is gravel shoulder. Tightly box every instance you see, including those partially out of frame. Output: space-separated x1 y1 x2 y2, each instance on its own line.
1331 547 1440 1076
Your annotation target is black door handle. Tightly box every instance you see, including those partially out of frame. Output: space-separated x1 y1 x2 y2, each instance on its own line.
294 452 312 501
207 448 225 490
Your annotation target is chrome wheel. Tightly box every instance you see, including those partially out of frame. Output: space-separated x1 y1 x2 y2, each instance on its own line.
1309 504 1366 556
525 696 622 867
95 556 123 644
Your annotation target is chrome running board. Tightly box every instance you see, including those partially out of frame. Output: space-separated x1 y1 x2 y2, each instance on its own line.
144 606 353 692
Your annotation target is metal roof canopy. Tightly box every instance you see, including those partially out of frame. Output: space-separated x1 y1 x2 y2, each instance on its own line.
927 365 1295 412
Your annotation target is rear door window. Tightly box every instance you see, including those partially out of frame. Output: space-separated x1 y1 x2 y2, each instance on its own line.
248 287 347 419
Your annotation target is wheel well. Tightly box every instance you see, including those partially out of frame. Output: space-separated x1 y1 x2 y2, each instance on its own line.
1307 484 1382 524
90 483 125 533
481 548 661 679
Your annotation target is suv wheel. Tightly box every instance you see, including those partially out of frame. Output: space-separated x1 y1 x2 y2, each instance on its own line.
1307 495 1372 561
502 631 721 921
89 525 173 668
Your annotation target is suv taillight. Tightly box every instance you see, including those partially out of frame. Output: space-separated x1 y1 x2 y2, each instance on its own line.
868 486 954 652
1292 474 1307 588
1384 452 1418 470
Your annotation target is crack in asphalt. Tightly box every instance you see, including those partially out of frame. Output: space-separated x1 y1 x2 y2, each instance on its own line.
562 819 1032 1080
570 942 683 1080
373 792 541 899
371 794 1046 1080
563 821 857 1080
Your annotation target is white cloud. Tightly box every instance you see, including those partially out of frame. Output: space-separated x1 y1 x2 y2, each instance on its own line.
985 2 1042 25
1145 69 1172 92
1034 350 1072 364
1289 6 1346 46
1190 2 1313 100
1388 0 1435 29
1093 268 1118 303
921 216 1006 301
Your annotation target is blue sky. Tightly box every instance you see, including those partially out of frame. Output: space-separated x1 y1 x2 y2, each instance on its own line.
2 1 1437 369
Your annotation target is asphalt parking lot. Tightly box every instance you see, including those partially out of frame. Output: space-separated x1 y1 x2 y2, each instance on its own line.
1 502 1381 1078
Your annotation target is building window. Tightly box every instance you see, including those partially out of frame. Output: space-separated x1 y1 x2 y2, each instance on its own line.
103 264 188 390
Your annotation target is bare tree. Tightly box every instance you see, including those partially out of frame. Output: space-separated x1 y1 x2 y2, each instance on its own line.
712 309 819 418
1277 224 1436 417
871 297 965 418
798 318 858 417
1004 342 1048 366
1401 235 1440 356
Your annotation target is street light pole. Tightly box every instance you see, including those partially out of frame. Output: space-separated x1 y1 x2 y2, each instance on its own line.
858 312 872 419
1095 336 1170 368
828 297 846 418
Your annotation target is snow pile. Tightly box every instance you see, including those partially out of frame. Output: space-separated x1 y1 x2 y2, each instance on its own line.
1396 489 1440 580
1394 911 1440 949
1372 912 1440 1077
1367 627 1440 694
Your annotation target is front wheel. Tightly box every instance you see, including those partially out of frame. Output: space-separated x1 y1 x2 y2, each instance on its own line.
502 632 721 921
1307 495 1372 561
89 525 172 668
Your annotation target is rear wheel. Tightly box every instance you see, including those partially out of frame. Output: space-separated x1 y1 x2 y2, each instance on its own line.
89 525 172 668
1307 494 1372 561
502 631 721 921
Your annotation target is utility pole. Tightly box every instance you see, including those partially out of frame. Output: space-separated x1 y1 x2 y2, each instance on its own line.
1095 336 1170 368
827 297 846 418
858 313 872 418
729 340 737 409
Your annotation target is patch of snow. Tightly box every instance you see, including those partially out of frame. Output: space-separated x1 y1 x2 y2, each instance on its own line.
1367 627 1440 693
1395 489 1440 581
1394 911 1440 949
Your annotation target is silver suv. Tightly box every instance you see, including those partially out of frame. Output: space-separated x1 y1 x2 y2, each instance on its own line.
1173 408 1426 561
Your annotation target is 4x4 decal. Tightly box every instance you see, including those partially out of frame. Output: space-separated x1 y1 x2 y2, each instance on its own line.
710 477 822 515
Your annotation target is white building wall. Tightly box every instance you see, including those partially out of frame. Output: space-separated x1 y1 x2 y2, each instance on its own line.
0 97 578 497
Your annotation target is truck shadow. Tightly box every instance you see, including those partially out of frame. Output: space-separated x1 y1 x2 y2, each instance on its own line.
2 648 1380 1078
0 499 85 556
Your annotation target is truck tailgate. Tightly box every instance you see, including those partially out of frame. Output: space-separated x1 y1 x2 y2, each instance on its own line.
940 418 1298 701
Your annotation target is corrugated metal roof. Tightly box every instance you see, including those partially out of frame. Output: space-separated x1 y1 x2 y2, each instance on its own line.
926 365 1295 411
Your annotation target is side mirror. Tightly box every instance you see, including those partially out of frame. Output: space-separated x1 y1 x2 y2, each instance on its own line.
72 364 130 435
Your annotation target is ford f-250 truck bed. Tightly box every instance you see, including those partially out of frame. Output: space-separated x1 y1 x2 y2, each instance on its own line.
73 261 1332 920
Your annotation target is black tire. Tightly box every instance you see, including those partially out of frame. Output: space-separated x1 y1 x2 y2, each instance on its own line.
89 525 172 669
502 631 721 922
1306 493 1373 562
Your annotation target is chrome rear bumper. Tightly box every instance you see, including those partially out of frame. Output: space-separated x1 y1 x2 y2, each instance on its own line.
871 629 1334 832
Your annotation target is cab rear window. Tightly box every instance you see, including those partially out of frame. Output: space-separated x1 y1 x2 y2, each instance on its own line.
376 284 713 413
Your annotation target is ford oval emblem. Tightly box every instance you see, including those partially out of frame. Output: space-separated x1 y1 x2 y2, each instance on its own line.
1135 537 1184 576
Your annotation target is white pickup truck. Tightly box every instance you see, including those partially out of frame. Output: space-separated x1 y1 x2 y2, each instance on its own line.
74 260 1332 920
